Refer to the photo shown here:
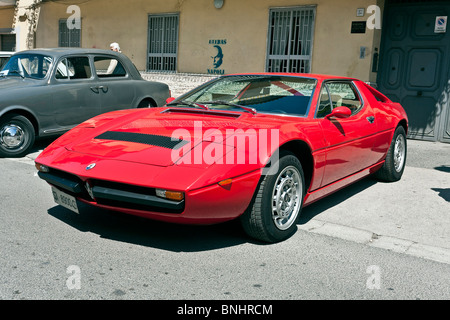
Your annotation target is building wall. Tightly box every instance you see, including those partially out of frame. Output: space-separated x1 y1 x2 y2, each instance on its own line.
35 0 383 81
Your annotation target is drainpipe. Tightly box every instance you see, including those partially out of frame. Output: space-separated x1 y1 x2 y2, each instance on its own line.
12 0 42 51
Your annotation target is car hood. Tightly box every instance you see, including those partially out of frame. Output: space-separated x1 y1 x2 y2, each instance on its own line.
64 108 268 167
0 77 42 89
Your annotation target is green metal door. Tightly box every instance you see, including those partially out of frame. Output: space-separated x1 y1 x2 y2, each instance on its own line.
377 0 450 142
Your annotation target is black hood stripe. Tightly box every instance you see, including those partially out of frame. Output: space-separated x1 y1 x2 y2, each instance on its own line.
95 131 189 150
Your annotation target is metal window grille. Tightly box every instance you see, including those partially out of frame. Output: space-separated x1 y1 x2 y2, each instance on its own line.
147 14 179 72
58 19 81 47
0 34 15 51
266 7 316 73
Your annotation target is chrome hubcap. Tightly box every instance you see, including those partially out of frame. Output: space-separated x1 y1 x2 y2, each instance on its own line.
393 134 405 172
0 124 25 149
272 166 302 230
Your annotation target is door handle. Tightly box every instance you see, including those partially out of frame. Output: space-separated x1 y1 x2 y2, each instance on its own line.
366 116 375 124
90 86 108 93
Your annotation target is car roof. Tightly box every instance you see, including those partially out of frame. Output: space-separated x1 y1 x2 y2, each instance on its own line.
224 72 358 81
0 51 14 57
14 48 122 58
11 48 142 79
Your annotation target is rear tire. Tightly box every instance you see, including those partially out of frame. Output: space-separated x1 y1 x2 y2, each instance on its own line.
241 151 305 243
0 114 35 158
375 126 407 182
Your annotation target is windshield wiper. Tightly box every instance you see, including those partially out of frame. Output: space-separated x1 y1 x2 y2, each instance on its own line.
167 100 209 110
200 100 257 115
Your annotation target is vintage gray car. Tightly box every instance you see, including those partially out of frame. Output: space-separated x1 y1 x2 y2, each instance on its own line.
0 48 170 157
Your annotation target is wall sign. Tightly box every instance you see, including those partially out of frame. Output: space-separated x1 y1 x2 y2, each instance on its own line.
351 21 367 34
435 16 447 33
208 39 226 75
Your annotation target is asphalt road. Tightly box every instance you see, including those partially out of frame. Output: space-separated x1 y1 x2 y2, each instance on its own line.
0 138 449 301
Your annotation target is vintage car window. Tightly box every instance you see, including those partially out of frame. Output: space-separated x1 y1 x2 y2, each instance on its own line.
326 82 362 114
180 75 317 116
0 54 52 79
55 57 91 80
94 56 126 77
316 81 363 118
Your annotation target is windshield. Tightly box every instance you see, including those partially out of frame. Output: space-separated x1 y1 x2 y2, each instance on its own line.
175 75 317 116
0 54 53 79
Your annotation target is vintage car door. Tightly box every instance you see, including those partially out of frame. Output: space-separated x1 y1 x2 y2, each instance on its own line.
92 55 136 112
317 81 380 187
51 56 102 128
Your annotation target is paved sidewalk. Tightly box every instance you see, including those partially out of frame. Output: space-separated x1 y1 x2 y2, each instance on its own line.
141 72 216 98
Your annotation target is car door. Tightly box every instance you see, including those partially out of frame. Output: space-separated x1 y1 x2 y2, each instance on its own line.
52 55 102 127
317 80 379 187
93 55 136 112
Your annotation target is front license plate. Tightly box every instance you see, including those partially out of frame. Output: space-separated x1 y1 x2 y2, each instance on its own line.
52 187 79 214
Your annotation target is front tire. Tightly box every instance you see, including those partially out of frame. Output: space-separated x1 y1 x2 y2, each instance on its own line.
241 151 305 243
376 126 407 182
0 114 35 158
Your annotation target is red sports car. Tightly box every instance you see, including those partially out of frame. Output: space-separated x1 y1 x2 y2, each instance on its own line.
35 73 408 243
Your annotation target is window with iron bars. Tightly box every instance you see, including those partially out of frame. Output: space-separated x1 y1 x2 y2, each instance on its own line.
58 19 81 47
266 7 316 73
147 14 179 72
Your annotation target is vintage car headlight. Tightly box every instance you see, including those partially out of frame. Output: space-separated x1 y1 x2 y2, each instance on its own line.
35 163 50 173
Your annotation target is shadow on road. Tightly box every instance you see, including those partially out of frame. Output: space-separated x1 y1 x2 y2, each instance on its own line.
435 165 450 174
47 204 251 252
431 188 450 202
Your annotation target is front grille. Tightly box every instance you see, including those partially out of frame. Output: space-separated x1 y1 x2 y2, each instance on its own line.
39 168 184 214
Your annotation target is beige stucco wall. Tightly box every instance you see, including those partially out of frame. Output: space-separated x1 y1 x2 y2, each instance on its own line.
35 0 383 82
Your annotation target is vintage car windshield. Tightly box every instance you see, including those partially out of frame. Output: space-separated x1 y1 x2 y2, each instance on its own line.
0 54 53 79
177 75 317 116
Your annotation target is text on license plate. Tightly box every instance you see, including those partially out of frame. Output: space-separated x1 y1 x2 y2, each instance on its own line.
51 187 79 214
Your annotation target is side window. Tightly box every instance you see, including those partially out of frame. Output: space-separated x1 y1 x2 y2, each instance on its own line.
316 82 362 118
326 82 362 114
55 57 91 80
94 56 126 77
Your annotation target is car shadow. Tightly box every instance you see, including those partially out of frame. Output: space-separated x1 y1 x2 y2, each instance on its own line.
47 204 251 252
299 177 378 224
435 165 450 174
431 188 450 202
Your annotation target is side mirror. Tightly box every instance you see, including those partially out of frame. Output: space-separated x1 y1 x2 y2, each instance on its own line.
166 97 176 104
325 106 352 119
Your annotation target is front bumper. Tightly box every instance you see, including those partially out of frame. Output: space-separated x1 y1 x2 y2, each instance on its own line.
36 153 261 224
